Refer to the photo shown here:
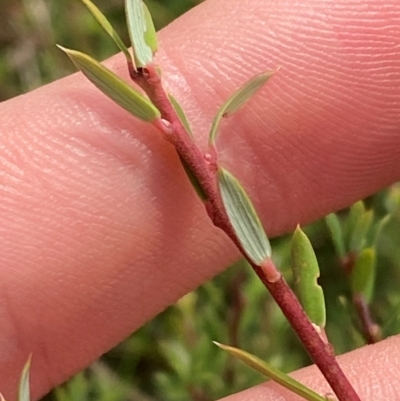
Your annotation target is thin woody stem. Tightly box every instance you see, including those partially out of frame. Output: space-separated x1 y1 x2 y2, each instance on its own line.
342 254 381 344
130 63 362 401
353 294 381 344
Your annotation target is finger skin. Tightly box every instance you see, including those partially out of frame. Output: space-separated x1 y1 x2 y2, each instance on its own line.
222 335 400 401
1 0 400 398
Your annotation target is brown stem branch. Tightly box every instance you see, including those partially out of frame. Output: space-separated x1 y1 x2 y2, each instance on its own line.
341 254 381 345
353 294 382 344
130 63 362 401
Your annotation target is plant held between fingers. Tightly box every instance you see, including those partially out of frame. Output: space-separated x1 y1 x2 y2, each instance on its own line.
9 1 367 401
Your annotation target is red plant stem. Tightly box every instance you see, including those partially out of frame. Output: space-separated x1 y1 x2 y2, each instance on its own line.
131 64 362 401
259 266 360 401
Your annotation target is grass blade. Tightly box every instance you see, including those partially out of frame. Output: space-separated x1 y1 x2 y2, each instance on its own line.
214 342 326 401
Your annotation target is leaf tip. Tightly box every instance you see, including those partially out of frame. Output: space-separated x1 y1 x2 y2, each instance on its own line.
56 44 67 52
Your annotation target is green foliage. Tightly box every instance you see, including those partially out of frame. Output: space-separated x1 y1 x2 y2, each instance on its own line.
0 0 200 101
214 342 326 401
218 167 272 265
80 0 132 63
18 356 31 401
2 1 400 401
208 71 274 145
47 260 308 401
125 0 157 67
58 46 160 122
325 213 346 259
350 247 376 303
291 226 326 328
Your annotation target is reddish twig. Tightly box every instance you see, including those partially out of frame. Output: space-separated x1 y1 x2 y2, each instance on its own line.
342 255 381 345
131 64 362 401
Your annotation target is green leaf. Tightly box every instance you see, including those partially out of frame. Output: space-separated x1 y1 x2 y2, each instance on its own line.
209 71 274 145
370 214 391 246
58 46 160 122
291 226 326 328
218 168 271 265
18 355 32 401
142 3 158 54
214 342 326 401
325 213 346 258
126 0 158 68
349 209 374 253
169 94 193 138
345 201 365 245
80 0 132 63
351 247 376 303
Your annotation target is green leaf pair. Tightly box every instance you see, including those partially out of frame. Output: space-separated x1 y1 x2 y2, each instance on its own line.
81 0 157 68
58 0 160 123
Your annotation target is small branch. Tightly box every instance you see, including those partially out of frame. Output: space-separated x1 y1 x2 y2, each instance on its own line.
255 262 361 401
353 294 382 344
341 254 381 345
129 63 362 401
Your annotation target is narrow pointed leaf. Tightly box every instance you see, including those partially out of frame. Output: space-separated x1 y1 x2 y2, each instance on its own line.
370 214 391 246
218 168 271 265
126 0 157 67
18 356 32 401
291 226 326 328
351 247 376 303
80 0 132 63
209 71 274 145
169 94 193 138
345 201 365 244
325 213 346 259
142 3 158 54
349 209 374 253
214 342 326 401
58 46 160 122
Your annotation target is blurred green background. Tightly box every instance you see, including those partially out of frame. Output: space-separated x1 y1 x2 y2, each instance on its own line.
1 1 400 401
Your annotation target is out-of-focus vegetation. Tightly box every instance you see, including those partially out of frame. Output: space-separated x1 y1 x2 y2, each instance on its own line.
0 0 201 100
1 1 400 401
